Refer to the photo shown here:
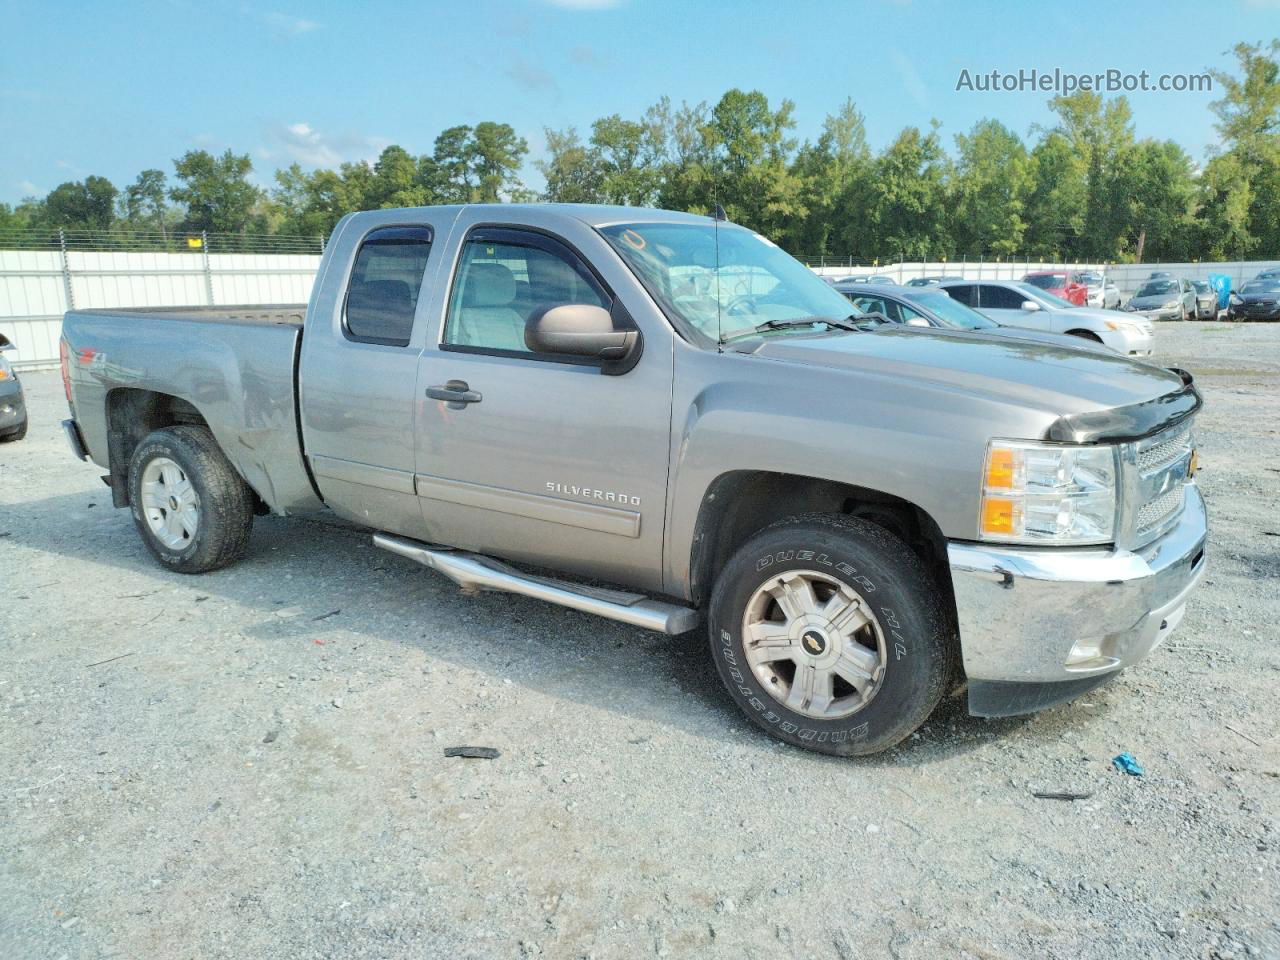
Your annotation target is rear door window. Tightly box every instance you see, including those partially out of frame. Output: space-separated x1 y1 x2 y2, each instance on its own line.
943 285 977 307
978 285 1026 310
344 226 434 346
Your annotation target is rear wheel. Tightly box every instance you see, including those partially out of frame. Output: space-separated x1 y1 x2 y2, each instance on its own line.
708 514 955 756
127 425 254 573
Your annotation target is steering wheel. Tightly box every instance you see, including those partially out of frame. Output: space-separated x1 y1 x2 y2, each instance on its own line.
725 294 759 316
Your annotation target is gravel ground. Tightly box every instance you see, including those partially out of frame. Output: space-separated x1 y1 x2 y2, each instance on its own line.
1 322 1277 960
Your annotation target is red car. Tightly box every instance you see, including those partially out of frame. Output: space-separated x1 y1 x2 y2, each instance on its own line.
1022 270 1087 306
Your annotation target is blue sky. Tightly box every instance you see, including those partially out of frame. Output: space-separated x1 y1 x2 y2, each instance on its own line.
2 0 1277 205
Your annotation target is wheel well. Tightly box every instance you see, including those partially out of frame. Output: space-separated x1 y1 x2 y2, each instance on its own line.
104 388 211 508
1066 329 1103 342
688 471 953 610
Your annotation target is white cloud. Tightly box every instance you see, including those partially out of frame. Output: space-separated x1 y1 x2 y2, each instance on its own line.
248 9 322 36
539 0 624 8
17 180 41 197
259 121 390 168
505 56 560 95
890 48 929 110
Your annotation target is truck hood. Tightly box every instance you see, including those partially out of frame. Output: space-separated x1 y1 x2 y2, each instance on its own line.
744 325 1185 421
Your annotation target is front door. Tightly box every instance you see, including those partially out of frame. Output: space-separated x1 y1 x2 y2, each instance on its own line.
413 223 673 592
976 283 1054 331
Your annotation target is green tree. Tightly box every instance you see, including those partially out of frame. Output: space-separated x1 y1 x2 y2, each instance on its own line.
792 99 871 256
539 127 603 202
124 169 169 240
1024 132 1088 258
43 175 118 231
950 120 1032 256
1199 41 1280 258
433 125 476 202
861 125 951 259
170 150 260 233
1113 140 1197 262
471 122 528 202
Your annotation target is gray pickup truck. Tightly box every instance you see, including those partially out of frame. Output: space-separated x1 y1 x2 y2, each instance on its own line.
60 204 1207 755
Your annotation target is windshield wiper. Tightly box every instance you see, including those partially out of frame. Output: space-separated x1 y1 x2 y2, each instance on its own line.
719 315 863 344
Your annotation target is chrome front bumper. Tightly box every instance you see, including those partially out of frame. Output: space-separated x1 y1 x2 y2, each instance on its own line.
948 484 1206 695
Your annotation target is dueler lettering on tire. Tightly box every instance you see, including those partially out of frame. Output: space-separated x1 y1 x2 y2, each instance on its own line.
708 513 955 756
127 425 255 574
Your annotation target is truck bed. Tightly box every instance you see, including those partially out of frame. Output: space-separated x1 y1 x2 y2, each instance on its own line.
61 304 322 516
69 305 307 328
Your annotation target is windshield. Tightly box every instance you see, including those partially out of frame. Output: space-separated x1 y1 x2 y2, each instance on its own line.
1137 280 1178 297
1013 282 1074 309
1024 273 1068 290
1191 280 1209 293
599 221 858 344
1240 280 1280 295
1078 272 1103 285
902 291 998 329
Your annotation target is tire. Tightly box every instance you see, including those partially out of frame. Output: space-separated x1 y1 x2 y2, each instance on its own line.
127 425 254 573
0 417 26 442
708 514 955 756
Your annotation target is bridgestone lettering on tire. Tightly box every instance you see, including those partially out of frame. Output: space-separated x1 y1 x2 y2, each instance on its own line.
708 513 956 756
127 425 255 574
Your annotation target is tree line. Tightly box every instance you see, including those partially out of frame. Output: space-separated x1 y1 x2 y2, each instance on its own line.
2 41 1275 263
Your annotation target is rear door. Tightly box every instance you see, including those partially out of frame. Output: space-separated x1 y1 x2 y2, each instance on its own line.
412 215 674 591
299 213 456 540
977 283 1052 331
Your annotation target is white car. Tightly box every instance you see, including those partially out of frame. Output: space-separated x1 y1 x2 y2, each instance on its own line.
1077 270 1121 309
938 280 1154 357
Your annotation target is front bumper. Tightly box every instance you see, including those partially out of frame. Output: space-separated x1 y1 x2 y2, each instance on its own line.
0 379 25 430
1133 308 1182 322
1101 327 1154 357
948 484 1207 713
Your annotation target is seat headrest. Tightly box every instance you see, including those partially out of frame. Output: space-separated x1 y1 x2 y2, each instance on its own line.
463 262 517 307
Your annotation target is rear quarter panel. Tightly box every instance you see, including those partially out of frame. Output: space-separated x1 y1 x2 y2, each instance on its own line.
63 309 322 514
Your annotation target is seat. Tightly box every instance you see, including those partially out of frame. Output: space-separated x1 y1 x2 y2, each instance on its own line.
347 278 415 342
453 262 527 351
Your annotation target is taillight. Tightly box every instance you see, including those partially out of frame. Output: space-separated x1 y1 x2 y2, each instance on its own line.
59 339 73 410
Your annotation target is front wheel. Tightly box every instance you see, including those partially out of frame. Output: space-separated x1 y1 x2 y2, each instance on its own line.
708 514 955 756
127 425 255 573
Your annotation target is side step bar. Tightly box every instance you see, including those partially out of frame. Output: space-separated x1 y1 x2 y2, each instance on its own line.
373 533 700 635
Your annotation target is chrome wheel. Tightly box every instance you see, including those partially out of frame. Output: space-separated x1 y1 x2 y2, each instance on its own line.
741 569 887 720
139 456 199 550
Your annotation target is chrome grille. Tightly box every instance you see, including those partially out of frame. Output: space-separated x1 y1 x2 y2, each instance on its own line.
1136 484 1186 534
1138 426 1191 474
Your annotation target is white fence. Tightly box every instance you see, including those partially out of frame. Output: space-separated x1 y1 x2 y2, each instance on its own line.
4 247 1278 371
0 249 320 371
812 259 1280 300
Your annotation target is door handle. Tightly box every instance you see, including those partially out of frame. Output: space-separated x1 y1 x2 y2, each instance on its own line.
426 380 483 408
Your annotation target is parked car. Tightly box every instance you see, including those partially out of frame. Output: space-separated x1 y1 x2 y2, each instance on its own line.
1227 278 1280 321
1253 268 1280 281
939 280 1154 356
1126 277 1197 321
1077 271 1121 309
905 275 963 288
1022 271 1087 306
0 334 28 442
839 274 898 285
834 283 1111 353
1148 271 1174 279
1190 280 1218 320
60 204 1206 756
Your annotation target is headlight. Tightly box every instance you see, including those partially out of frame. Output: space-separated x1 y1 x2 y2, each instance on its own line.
980 440 1116 544
0 355 11 381
1104 320 1140 334
1123 303 1136 311
1163 300 1180 310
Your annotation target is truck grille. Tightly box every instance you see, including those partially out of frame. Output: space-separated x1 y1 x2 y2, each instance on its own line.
1136 485 1185 535
1138 426 1192 474
1124 421 1195 547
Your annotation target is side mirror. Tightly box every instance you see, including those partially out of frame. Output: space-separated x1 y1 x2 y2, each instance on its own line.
0 334 12 351
525 303 642 375
905 317 930 327
1020 300 1041 312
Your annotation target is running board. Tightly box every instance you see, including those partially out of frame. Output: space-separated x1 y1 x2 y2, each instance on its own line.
373 533 699 635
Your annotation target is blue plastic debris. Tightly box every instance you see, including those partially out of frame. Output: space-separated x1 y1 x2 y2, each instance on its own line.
1112 752 1144 777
